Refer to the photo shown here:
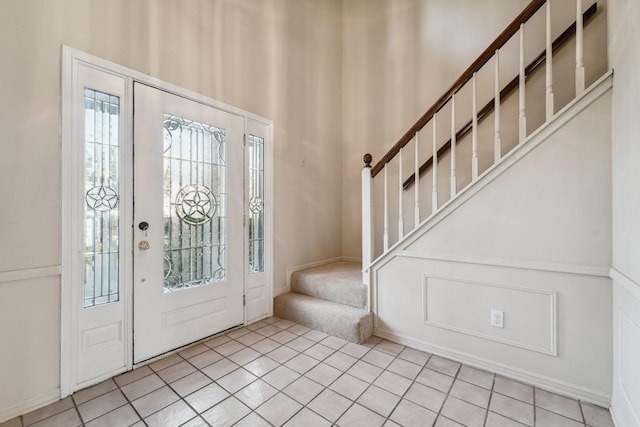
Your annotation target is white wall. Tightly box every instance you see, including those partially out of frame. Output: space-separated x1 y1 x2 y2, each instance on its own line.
371 85 613 404
0 0 343 419
609 0 640 425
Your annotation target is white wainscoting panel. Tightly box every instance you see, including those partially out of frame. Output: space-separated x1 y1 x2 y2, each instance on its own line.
423 275 556 355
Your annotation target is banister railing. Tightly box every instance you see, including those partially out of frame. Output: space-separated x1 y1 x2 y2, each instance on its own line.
362 0 600 283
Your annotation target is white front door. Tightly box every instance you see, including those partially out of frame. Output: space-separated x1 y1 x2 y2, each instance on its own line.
133 83 245 363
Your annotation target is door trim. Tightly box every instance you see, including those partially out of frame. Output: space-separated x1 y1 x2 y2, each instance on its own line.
61 46 273 397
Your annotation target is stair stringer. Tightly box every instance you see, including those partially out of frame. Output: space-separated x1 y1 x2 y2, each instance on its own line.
368 72 613 405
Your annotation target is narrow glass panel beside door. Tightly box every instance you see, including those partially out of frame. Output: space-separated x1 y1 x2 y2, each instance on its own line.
83 89 120 307
248 134 265 274
162 114 227 292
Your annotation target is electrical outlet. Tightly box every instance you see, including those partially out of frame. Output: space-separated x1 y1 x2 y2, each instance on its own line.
490 309 504 328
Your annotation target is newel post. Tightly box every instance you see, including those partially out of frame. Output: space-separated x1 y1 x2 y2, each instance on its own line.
362 153 373 291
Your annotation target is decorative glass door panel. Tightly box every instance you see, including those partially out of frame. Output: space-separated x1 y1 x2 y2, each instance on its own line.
163 115 227 292
248 134 265 274
133 83 244 363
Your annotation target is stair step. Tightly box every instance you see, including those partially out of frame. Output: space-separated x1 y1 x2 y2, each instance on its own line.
292 261 367 309
274 292 373 344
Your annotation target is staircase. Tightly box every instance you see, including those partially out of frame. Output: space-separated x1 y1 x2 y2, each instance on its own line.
274 261 373 343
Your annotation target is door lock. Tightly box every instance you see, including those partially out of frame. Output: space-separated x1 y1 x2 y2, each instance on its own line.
138 221 149 231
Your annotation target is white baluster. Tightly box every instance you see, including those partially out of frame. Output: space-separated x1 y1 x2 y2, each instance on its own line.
432 115 438 212
494 50 502 163
361 154 372 287
414 133 420 227
450 94 457 196
383 164 389 251
472 72 479 180
546 0 554 121
575 0 585 95
519 24 527 143
398 148 404 240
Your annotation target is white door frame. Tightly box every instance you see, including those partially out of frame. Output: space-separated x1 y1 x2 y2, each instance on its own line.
61 46 273 397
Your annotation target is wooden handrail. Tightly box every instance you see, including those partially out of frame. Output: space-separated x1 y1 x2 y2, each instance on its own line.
370 0 546 178
402 2 598 190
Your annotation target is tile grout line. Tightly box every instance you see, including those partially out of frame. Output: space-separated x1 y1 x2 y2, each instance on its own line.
482 371 497 427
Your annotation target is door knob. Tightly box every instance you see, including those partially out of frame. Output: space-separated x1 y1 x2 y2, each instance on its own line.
138 240 150 250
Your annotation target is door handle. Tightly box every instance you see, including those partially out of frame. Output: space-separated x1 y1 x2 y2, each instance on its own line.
138 240 151 250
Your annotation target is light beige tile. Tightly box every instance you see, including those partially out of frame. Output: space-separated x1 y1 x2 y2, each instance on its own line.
362 349 394 369
273 319 296 329
149 354 183 372
236 332 266 347
235 380 278 409
284 376 325 405
450 379 491 408
286 336 315 352
426 355 460 377
305 363 342 387
120 373 164 400
387 358 422 380
157 360 196 383
337 403 385 427
304 344 335 361
180 416 209 427
256 393 302 426
228 347 261 366
201 396 250 426
234 412 272 427
246 320 269 331
200 358 239 380
415 368 454 393
284 408 331 427
440 396 486 427
217 368 257 393
373 371 412 396
535 407 584 427
435 416 465 427
329 374 369 401
285 353 321 374
227 328 251 339
131 386 179 418
581 402 614 427
308 389 352 422
262 365 300 389
170 371 212 397
485 411 529 427
404 382 446 413
255 324 282 337
84 404 139 427
28 408 81 427
244 355 280 377
188 349 223 369
184 383 230 413
384 420 402 427
389 399 437 427
535 389 583 422
397 347 431 366
347 360 383 383
458 366 495 390
250 338 281 354
144 400 196 427
361 336 382 348
77 389 127 422
493 376 533 404
320 336 348 350
203 334 231 349
178 343 209 359
266 345 299 364
324 351 358 372
489 392 534 426
340 342 370 359
288 324 312 336
263 316 281 324
23 396 74 425
374 340 405 356
271 330 298 344
214 340 246 357
303 330 329 342
73 379 118 405
357 385 400 417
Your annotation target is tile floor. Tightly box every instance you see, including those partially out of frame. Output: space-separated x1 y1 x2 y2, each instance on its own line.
1 317 614 427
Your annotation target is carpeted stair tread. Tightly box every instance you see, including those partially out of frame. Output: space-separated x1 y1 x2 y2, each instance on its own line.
292 261 367 309
274 292 373 344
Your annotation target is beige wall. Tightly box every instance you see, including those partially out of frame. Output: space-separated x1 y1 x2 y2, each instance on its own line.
609 0 640 424
0 0 343 418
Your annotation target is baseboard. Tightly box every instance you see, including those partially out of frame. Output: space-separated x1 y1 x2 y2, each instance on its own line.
0 388 60 423
341 256 362 264
374 328 611 407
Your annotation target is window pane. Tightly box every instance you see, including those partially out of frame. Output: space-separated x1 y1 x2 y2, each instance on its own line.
163 114 227 292
84 88 120 308
248 134 265 274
